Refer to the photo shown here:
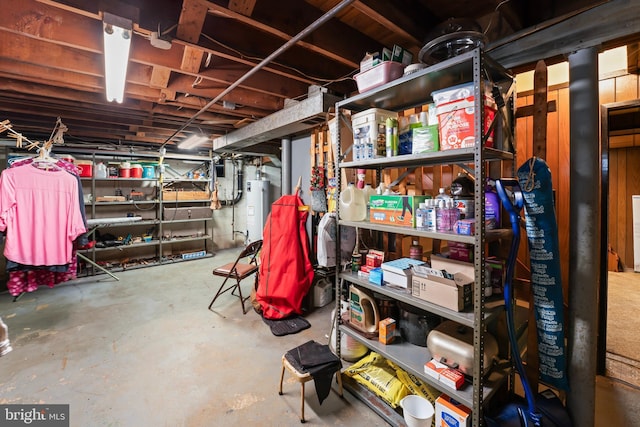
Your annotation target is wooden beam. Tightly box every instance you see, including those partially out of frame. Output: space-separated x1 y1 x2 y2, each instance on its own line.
203 0 360 68
515 101 557 118
533 60 548 159
628 43 640 75
228 0 256 16
150 66 172 89
181 45 204 73
351 0 422 46
177 0 208 43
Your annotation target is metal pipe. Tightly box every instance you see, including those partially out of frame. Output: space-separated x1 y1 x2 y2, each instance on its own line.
220 163 244 206
567 46 600 427
161 0 356 148
281 137 292 194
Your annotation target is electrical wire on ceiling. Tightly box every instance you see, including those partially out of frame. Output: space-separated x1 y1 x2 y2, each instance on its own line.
483 0 512 36
199 33 358 84
160 0 357 149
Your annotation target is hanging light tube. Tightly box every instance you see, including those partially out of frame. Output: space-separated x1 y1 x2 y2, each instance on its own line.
178 134 209 150
103 12 132 103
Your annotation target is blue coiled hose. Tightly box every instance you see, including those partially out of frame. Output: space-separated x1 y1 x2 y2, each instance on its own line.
495 179 542 426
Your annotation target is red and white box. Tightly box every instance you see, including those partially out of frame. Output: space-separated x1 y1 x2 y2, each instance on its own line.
424 358 465 390
436 96 496 150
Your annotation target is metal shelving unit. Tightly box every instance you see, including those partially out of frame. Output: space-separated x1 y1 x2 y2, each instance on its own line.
75 152 214 278
334 48 516 426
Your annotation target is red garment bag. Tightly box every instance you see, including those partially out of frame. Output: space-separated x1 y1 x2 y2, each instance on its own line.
257 194 314 319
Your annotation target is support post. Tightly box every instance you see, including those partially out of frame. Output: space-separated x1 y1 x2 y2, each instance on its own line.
282 136 292 194
567 46 600 427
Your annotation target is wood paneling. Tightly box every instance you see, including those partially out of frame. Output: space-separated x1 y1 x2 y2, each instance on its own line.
603 72 640 268
608 147 640 267
515 87 571 300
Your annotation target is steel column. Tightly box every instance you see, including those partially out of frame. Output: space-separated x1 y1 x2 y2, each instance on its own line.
567 46 600 427
281 137 292 195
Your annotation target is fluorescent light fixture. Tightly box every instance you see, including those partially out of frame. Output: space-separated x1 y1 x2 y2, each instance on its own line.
178 134 209 150
103 12 132 103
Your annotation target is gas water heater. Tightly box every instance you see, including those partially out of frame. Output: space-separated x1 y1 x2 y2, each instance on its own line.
246 179 270 243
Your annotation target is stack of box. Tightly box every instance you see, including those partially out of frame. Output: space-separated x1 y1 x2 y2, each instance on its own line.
381 257 426 289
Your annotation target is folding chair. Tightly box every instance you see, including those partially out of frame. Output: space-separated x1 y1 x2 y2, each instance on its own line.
208 239 262 314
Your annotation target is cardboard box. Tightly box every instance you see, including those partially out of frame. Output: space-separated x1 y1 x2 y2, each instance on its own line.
369 195 431 227
412 124 439 154
381 258 426 288
424 358 465 389
162 190 211 201
412 273 473 311
368 267 383 286
454 218 475 235
359 52 380 72
447 241 473 262
431 255 475 281
366 249 384 267
379 318 396 344
391 44 413 66
435 394 472 427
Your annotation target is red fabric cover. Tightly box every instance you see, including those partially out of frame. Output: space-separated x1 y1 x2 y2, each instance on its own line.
257 194 314 319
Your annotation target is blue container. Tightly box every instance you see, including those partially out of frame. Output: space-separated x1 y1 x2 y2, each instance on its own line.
142 165 155 179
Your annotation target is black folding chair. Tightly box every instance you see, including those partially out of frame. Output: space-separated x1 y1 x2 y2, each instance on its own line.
208 240 262 314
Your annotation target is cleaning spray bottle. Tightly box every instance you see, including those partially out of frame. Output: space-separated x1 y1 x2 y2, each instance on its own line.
485 179 500 229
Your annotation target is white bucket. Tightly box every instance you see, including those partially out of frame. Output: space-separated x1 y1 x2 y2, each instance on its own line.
400 395 434 427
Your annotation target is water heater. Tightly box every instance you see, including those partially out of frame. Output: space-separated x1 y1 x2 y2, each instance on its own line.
246 179 270 243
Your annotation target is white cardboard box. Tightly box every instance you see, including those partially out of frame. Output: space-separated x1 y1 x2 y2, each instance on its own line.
412 273 473 311
381 258 426 288
431 255 475 281
435 394 471 427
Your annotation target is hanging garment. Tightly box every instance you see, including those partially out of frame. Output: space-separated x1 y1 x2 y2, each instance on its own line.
10 158 89 246
6 253 79 296
257 194 314 319
0 164 86 266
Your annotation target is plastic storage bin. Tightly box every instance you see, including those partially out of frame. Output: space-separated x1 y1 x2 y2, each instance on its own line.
354 61 405 93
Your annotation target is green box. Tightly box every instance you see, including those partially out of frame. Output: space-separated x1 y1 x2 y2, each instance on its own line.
412 125 439 154
369 195 431 227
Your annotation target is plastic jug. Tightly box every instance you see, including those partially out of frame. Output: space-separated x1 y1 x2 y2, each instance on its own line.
349 285 380 333
95 162 107 178
330 301 369 362
339 183 366 221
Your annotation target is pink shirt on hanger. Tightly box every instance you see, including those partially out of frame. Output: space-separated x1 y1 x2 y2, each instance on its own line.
0 164 86 266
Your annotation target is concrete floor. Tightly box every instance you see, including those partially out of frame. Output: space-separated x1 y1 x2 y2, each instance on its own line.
1 248 639 426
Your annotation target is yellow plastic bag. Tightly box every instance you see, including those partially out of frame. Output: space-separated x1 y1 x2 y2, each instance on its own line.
344 352 410 408
389 360 441 405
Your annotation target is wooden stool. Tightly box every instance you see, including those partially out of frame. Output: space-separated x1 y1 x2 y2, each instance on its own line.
278 353 343 423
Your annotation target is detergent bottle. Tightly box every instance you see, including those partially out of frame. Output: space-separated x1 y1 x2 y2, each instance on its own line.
349 285 380 333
